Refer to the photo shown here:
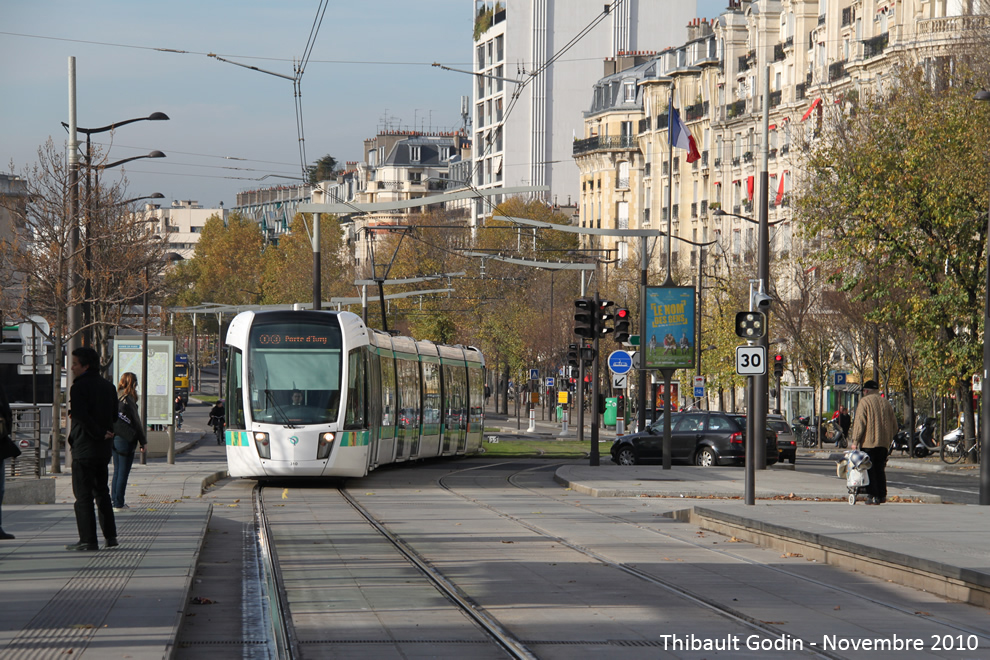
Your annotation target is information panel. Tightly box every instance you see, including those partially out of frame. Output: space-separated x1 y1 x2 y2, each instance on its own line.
112 337 176 426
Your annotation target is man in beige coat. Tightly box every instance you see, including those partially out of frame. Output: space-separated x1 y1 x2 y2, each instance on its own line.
849 380 898 505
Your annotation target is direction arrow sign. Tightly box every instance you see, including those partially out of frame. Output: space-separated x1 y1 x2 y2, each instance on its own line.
607 350 633 375
612 374 627 389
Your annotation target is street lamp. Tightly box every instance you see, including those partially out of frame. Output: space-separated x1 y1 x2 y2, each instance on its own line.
61 112 169 350
975 89 990 506
120 192 165 207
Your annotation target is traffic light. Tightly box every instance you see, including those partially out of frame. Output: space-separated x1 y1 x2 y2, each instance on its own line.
774 354 785 377
734 311 767 338
613 308 631 343
581 345 595 367
597 300 615 337
567 343 579 368
574 297 595 338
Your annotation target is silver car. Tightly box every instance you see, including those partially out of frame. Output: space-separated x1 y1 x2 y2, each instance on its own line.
767 414 796 464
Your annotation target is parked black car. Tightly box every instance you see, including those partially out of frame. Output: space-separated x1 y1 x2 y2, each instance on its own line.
610 411 778 467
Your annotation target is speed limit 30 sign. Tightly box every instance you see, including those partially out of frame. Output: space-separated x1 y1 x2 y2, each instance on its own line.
736 346 767 375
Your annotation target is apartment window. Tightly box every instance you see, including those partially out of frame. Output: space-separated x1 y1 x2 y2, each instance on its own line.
378 146 385 163
410 146 421 162
495 65 504 92
620 121 633 139
617 161 630 189
495 35 504 61
624 81 636 102
477 103 485 127
618 201 629 229
440 146 452 161
368 150 377 167
477 44 485 69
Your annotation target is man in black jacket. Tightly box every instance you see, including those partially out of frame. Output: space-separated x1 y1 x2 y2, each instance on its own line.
66 347 118 551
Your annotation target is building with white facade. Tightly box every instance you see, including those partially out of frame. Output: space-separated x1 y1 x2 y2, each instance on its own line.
470 0 700 224
138 200 226 260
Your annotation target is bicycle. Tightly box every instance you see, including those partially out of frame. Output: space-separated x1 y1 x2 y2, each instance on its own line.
940 436 981 464
210 417 225 445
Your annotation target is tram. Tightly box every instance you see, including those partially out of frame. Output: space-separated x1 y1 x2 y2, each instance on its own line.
222 309 485 478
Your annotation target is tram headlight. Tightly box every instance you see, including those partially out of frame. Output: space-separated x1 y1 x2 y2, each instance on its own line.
317 432 335 460
254 432 271 459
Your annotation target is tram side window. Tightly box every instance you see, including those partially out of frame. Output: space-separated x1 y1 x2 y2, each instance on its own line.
228 349 245 429
344 349 366 429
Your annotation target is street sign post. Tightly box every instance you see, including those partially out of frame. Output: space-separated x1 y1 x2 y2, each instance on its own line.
612 374 627 389
834 371 847 386
735 346 767 375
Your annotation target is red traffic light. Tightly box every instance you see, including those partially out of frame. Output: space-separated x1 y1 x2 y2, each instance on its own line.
616 308 629 319
774 354 783 362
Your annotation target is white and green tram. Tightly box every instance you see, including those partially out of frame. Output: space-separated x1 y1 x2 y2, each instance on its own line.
223 309 485 478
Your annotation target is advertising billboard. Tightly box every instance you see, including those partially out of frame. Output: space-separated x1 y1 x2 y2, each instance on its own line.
644 287 695 370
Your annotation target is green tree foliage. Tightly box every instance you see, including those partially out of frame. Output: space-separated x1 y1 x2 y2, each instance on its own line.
797 66 990 443
169 212 265 307
259 213 354 305
306 154 338 185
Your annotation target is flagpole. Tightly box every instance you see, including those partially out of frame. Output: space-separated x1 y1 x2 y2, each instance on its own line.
665 86 674 286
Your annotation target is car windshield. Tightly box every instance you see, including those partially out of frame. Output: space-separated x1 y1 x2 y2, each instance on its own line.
770 421 791 433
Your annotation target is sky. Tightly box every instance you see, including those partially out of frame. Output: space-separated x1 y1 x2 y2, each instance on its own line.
2 0 726 210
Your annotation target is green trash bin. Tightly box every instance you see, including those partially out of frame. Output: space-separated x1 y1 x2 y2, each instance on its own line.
603 397 617 428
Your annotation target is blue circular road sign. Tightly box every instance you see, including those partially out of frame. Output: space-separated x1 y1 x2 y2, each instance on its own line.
607 350 633 375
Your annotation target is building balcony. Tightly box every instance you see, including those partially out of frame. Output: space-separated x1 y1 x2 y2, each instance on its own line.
572 135 638 155
743 151 754 163
773 43 785 62
726 100 746 119
685 101 708 122
917 15 989 38
862 33 889 59
828 60 848 82
731 157 740 167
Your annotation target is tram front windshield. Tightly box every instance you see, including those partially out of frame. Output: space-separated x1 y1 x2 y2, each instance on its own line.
248 319 343 425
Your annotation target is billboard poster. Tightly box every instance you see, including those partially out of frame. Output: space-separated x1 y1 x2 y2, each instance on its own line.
654 382 680 411
644 287 696 370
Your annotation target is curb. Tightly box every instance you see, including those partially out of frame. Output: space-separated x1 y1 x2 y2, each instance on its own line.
689 505 990 608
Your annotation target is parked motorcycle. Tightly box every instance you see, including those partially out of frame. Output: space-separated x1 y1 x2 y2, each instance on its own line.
890 416 938 457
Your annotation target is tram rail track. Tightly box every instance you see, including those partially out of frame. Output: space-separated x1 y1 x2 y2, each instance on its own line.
248 460 990 659
436 460 990 657
253 481 536 659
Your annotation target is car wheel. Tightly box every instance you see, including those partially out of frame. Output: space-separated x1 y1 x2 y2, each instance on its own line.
615 447 637 466
788 455 796 464
695 447 717 467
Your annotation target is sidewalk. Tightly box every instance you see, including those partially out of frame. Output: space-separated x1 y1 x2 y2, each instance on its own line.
0 433 226 660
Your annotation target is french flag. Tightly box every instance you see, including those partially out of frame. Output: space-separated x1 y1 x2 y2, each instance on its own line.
668 97 701 163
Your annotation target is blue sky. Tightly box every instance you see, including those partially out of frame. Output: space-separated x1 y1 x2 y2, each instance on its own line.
2 1 727 208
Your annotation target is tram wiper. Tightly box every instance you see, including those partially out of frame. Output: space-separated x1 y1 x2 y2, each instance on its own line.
264 389 296 428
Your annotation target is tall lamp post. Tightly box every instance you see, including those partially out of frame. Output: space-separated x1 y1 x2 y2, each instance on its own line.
61 112 169 348
975 90 990 505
